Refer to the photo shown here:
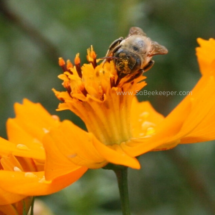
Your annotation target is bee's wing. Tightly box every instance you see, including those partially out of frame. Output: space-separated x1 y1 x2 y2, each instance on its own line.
150 41 168 56
128 27 147 36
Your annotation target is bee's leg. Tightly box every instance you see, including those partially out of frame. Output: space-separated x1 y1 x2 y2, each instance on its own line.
124 69 143 84
108 37 123 54
143 60 154 72
104 37 124 60
114 72 127 86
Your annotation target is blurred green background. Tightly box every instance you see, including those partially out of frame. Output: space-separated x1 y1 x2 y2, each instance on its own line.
1 0 215 214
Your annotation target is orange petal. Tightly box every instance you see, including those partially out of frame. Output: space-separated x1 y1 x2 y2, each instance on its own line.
93 138 140 169
1 154 23 172
131 97 164 137
0 187 26 205
6 119 45 159
43 120 106 180
0 137 44 160
122 99 191 157
122 75 215 155
0 204 18 215
121 135 178 157
196 38 215 76
12 99 60 142
0 168 87 196
179 77 215 143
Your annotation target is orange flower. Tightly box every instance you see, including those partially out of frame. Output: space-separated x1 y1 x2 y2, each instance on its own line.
0 38 215 199
0 100 87 211
44 39 215 181
196 38 215 76
0 148 33 215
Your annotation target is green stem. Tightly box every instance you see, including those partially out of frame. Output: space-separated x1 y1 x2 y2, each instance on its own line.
114 167 131 215
30 197 35 215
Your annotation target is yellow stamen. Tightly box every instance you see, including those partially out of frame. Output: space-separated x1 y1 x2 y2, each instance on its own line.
67 60 73 69
75 53 81 65
59 57 65 66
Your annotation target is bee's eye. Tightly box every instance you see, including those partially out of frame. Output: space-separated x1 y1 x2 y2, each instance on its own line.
133 46 139 51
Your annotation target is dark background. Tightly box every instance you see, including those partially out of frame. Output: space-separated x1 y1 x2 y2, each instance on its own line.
1 0 215 214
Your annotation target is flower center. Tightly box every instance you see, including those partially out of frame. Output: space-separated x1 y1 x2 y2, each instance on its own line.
54 47 146 145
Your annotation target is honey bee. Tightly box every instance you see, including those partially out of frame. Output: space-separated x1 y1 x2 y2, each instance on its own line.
104 27 168 78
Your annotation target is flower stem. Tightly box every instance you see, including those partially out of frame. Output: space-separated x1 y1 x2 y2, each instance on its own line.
114 167 131 215
30 197 35 215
